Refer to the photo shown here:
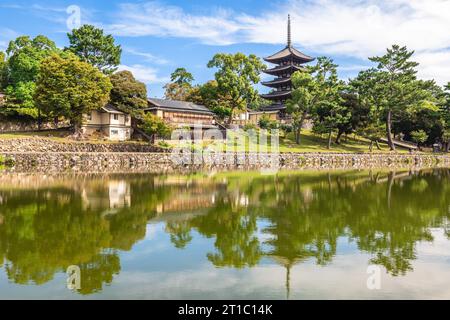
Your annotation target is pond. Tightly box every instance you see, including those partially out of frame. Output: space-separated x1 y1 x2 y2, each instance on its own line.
0 169 449 299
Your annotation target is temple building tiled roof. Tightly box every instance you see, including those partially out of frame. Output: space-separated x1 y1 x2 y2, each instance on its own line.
146 98 214 115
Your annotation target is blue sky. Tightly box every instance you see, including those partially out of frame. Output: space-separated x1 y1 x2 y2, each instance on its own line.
1 0 449 98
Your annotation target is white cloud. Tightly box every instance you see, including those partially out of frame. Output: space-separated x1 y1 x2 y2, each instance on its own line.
107 0 450 84
0 28 19 52
415 50 450 85
117 64 169 84
123 47 170 65
107 2 242 45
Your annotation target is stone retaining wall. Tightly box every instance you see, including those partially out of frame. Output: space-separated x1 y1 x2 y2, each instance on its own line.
0 117 70 133
1 151 449 173
0 138 167 153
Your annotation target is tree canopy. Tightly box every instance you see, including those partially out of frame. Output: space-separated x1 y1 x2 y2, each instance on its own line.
164 68 195 101
110 70 148 116
67 25 122 74
34 52 112 132
2 35 58 118
207 53 265 125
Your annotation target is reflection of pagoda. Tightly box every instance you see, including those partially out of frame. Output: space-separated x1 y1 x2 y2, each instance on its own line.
260 15 314 118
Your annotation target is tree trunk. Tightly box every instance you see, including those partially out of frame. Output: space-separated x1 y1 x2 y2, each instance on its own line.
72 122 81 135
376 140 382 150
327 130 332 149
335 130 344 144
227 107 236 126
369 141 373 153
386 110 396 151
38 108 42 131
295 127 301 144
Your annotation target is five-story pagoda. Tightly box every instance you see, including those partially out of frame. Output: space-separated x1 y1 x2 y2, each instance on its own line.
261 15 314 117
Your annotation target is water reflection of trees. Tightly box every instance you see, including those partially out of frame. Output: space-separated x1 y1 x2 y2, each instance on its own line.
0 175 172 294
166 170 450 277
0 170 449 295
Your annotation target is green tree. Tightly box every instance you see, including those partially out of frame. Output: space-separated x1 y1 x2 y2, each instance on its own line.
207 53 265 125
187 80 233 120
334 91 370 145
309 57 349 149
138 112 172 143
34 52 112 133
67 25 122 74
170 67 194 85
411 130 428 150
164 68 195 101
3 35 57 118
287 71 320 144
442 83 450 151
110 71 148 116
350 68 387 151
366 45 427 151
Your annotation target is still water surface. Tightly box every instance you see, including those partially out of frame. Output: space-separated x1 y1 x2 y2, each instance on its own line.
0 169 449 299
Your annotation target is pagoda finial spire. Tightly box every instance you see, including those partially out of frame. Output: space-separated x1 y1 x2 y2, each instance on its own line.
287 14 292 47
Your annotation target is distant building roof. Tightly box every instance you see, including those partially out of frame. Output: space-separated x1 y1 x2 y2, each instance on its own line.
147 98 214 115
101 105 127 115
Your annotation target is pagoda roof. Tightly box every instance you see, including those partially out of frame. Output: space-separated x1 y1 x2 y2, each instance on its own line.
263 64 305 76
260 104 287 111
262 77 291 88
261 90 292 100
264 46 314 64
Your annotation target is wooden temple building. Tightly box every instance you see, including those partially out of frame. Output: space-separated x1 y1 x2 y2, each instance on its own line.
260 15 315 119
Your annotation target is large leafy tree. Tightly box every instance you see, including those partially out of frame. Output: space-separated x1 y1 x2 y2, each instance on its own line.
2 35 57 118
365 45 430 151
110 71 148 116
207 53 265 125
350 69 387 151
67 25 122 75
34 52 112 133
164 68 195 101
287 71 320 144
287 57 347 147
187 80 233 120
309 57 349 149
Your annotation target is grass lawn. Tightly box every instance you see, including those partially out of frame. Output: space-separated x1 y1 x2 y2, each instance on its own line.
0 129 413 153
183 130 410 154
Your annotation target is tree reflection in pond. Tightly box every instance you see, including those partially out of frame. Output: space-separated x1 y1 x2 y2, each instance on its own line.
0 169 449 295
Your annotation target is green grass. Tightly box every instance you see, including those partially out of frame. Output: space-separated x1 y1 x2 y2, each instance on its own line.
170 130 411 154
0 129 414 153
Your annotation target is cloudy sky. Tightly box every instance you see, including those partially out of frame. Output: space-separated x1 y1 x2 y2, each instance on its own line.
1 0 449 97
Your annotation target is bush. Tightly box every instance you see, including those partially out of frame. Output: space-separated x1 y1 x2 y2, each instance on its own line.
0 155 15 167
411 130 428 146
158 141 171 149
243 123 257 132
259 115 279 130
